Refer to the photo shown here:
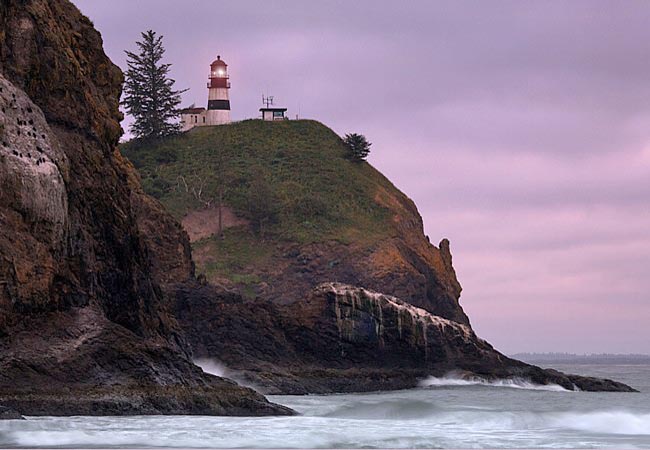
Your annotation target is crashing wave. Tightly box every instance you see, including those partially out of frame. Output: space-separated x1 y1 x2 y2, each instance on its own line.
194 358 262 392
549 410 650 435
323 399 440 420
194 358 229 377
419 372 573 392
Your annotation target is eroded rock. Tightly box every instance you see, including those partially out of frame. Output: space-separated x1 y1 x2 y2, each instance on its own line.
172 281 636 394
0 0 291 416
0 74 69 323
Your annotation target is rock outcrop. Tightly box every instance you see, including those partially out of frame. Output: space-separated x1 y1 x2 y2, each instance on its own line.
121 119 469 326
0 0 633 415
0 0 290 416
0 406 23 420
172 282 636 394
260 229 469 326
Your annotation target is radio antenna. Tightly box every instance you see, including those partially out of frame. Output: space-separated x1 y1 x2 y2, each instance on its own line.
262 95 274 108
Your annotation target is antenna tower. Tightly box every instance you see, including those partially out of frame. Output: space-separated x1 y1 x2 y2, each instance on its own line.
262 95 274 108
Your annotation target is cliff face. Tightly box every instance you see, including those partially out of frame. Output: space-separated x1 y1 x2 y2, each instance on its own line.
173 282 635 394
0 74 68 325
0 0 156 334
0 0 290 416
123 98 634 395
121 120 469 325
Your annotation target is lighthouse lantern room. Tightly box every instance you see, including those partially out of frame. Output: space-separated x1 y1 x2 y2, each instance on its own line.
180 55 232 131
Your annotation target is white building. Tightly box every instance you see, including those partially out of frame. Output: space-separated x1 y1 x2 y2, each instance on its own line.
180 55 231 131
260 107 287 121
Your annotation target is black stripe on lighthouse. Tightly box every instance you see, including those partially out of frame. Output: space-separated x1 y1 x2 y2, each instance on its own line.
208 100 230 110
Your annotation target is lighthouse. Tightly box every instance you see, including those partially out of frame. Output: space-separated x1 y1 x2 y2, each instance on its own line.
206 55 231 125
180 55 231 131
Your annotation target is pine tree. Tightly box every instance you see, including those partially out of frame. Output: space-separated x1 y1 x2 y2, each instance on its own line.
343 133 371 162
122 30 187 139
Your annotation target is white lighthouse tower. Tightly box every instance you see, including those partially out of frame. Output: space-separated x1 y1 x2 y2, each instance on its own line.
206 55 231 125
180 55 231 131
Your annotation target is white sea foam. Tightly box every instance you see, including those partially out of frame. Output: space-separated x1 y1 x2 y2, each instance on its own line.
550 411 650 435
194 358 228 377
194 358 262 392
4 408 650 448
419 372 571 391
2 363 647 448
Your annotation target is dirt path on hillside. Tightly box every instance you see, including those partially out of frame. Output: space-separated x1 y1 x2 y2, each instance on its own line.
181 206 248 242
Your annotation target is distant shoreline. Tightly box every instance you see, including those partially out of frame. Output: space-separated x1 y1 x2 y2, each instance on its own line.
511 353 650 365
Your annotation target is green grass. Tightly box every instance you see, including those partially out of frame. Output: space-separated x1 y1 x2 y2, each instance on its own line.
121 120 394 245
195 227 273 282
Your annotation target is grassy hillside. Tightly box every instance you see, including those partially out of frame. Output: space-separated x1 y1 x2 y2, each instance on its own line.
121 120 403 290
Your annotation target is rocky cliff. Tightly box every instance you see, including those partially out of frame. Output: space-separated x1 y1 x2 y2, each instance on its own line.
0 0 290 416
121 119 468 325
0 0 633 418
124 94 635 396
172 282 635 394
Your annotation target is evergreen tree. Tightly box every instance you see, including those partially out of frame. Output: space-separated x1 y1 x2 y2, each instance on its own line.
122 30 186 139
343 133 371 162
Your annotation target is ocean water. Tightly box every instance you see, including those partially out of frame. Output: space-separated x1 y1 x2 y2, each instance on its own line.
1 363 649 448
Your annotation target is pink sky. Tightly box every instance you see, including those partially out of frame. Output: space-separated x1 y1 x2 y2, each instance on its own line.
73 0 650 354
